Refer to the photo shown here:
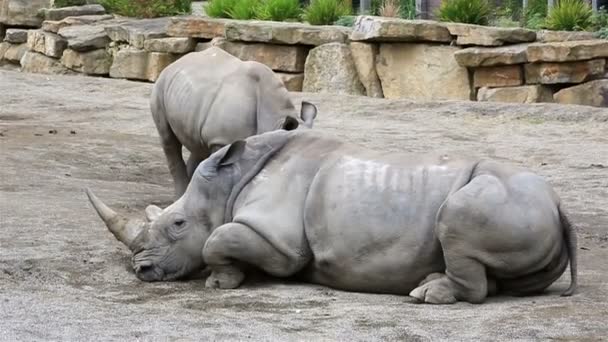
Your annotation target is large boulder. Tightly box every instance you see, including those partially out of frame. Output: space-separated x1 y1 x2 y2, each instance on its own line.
0 0 52 27
527 40 608 63
477 85 554 104
105 18 170 49
350 42 383 98
454 44 529 67
43 4 105 21
376 43 471 101
2 42 27 63
220 41 309 72
350 16 452 43
58 24 109 51
224 20 349 46
167 16 229 39
20 50 73 74
27 29 67 58
109 47 179 82
277 73 304 92
303 42 364 96
525 59 606 84
473 65 523 88
61 48 111 75
143 37 195 54
445 23 536 46
553 80 608 107
4 28 28 43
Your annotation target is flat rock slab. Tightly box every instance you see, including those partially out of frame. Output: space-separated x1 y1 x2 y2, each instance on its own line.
454 44 529 67
477 85 554 103
527 40 608 63
43 4 105 21
446 23 536 46
525 59 606 84
61 48 112 75
536 30 596 43
42 14 115 33
553 79 608 107
473 65 523 88
167 16 229 39
58 24 110 52
144 37 195 53
0 0 51 27
4 28 28 43
105 18 170 49
225 20 350 46
350 16 452 43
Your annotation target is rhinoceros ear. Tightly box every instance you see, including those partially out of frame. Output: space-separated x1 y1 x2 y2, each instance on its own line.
145 205 163 222
300 101 317 128
218 140 246 167
280 116 299 131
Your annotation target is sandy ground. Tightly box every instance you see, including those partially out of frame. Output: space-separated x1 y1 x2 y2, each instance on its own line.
0 69 607 341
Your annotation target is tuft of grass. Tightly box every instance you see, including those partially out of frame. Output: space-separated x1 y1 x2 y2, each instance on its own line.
99 0 192 18
545 0 593 31
303 0 351 26
255 0 302 21
378 0 401 17
436 0 492 26
53 0 87 7
228 0 261 19
205 0 238 18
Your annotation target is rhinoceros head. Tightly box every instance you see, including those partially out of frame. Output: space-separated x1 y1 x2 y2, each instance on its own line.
86 141 249 281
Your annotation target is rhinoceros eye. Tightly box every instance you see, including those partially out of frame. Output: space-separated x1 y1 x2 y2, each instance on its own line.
174 219 185 227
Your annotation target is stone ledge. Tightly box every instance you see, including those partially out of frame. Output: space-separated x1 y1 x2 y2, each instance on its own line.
350 16 452 43
58 24 109 51
477 85 554 103
553 79 608 107
43 4 105 21
105 18 170 49
167 16 229 39
527 40 608 63
525 59 606 84
445 23 536 46
225 20 350 46
42 15 115 33
454 44 529 67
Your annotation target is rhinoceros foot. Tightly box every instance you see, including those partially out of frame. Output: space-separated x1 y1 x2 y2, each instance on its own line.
409 275 458 304
205 265 245 289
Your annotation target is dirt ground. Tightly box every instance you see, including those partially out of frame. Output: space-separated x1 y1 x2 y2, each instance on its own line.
1 69 607 341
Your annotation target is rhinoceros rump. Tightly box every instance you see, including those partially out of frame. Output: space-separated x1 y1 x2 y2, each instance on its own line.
151 47 317 199
87 130 577 304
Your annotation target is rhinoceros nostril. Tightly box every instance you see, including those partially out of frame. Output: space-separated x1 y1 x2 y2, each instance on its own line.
137 264 153 274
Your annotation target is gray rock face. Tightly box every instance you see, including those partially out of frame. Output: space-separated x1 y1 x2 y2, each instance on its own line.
43 4 105 21
4 28 28 43
2 42 27 63
58 24 109 51
303 43 365 95
454 44 529 67
61 48 111 75
105 18 170 49
109 47 179 82
143 37 195 54
350 42 384 98
27 29 67 58
41 14 114 33
477 85 554 104
0 0 52 27
220 41 309 72
20 50 73 74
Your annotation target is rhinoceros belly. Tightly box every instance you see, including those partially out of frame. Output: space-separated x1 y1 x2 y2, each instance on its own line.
301 153 475 294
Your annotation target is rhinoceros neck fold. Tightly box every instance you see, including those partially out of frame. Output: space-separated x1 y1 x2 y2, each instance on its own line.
223 143 287 224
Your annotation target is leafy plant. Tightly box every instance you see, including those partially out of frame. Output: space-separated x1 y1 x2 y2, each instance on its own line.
398 0 416 19
205 0 238 18
255 0 302 21
378 0 400 17
525 11 546 29
491 15 520 28
53 0 87 7
591 6 608 31
436 0 492 26
227 0 261 19
334 15 356 26
99 0 192 18
303 0 351 25
522 0 547 28
597 27 608 39
545 0 593 31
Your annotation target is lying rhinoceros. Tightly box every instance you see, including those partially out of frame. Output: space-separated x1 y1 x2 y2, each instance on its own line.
86 129 577 304
150 46 318 198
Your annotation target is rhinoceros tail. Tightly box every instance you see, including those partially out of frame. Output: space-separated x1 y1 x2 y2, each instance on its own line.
558 204 578 296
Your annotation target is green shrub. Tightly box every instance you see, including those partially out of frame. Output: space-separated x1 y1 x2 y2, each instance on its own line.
54 0 87 7
205 0 238 18
436 0 492 26
591 7 608 31
334 15 355 26
398 0 416 19
99 0 192 18
255 0 302 21
303 0 351 25
525 11 546 29
491 15 520 28
597 27 608 39
522 0 547 28
545 0 593 31
227 0 261 19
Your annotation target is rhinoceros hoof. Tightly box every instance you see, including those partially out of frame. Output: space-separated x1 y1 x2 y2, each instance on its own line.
205 265 245 289
409 276 457 304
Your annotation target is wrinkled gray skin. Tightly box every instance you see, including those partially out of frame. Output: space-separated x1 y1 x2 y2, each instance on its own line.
150 47 318 198
86 130 577 304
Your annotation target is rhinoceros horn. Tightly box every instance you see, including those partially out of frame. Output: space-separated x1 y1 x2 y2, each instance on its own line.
85 188 144 250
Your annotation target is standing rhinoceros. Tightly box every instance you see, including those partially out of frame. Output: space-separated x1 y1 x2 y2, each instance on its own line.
150 47 318 198
86 129 577 304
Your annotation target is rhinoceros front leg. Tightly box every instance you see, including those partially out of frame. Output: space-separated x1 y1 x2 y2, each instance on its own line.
202 222 303 289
